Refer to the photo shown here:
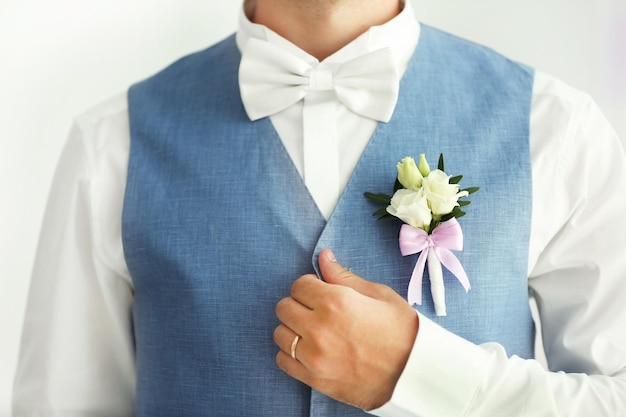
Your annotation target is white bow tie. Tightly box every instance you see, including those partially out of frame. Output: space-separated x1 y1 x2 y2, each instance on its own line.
238 37 400 122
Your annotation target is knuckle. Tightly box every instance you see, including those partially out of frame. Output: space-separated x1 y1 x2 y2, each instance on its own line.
336 268 354 281
369 281 398 300
291 274 315 295
306 350 330 377
375 282 396 297
275 297 290 317
272 326 281 343
307 323 330 348
323 287 352 313
276 351 288 371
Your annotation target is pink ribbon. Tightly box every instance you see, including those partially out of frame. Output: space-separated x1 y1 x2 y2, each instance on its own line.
399 218 471 306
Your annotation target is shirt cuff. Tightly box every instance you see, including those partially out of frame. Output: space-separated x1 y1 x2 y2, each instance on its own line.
368 313 492 417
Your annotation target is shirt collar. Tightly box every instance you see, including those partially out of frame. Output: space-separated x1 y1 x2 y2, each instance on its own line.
236 1 420 76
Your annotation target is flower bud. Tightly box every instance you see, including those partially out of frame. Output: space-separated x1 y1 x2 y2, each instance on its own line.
418 153 431 177
397 157 423 189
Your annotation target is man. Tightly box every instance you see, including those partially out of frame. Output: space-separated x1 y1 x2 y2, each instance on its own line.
13 0 626 415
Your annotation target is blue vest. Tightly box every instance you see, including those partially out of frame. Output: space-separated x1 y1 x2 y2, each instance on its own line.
123 25 535 416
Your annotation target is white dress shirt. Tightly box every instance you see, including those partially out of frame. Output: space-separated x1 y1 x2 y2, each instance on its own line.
236 3 418 219
13 2 626 416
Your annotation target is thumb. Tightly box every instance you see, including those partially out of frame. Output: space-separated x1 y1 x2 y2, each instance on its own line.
319 249 388 300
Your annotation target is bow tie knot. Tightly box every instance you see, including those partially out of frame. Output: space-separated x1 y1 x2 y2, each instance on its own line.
308 66 334 91
239 37 400 121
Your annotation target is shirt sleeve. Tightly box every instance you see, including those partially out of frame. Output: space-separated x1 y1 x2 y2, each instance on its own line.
369 75 626 416
12 96 136 416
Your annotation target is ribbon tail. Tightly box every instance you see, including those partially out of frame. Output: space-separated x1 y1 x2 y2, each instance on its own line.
434 247 471 292
407 248 429 306
427 250 447 316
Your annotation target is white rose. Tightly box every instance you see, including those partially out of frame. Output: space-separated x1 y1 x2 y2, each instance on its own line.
396 157 423 190
422 169 469 216
386 188 432 231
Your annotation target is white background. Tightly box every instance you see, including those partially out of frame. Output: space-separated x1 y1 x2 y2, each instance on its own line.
1 1 624 415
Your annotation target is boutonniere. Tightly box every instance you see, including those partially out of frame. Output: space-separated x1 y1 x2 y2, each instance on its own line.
365 154 479 316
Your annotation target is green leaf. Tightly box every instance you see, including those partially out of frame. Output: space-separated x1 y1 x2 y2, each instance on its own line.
440 212 455 222
442 207 466 220
458 200 471 207
438 153 445 171
364 192 391 204
462 186 480 195
393 178 403 192
449 175 463 184
377 213 395 221
372 207 389 218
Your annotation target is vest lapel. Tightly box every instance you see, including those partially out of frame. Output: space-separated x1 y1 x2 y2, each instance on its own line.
313 25 535 348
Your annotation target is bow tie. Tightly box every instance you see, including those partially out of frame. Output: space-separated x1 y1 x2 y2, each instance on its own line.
238 37 400 122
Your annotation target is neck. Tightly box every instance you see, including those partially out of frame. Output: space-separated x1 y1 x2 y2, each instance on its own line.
252 0 402 61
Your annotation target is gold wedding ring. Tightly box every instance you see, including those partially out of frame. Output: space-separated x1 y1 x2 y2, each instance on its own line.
290 335 300 360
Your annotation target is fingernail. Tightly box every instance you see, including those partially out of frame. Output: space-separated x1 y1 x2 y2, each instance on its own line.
325 249 337 262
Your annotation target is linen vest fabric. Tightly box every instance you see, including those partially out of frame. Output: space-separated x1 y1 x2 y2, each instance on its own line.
123 25 535 417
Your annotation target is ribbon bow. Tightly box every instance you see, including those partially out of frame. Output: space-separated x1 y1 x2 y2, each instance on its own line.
238 37 399 121
399 218 471 306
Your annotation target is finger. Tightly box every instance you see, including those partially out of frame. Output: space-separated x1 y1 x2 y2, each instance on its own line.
274 323 315 371
290 274 330 309
318 249 392 300
276 349 317 387
274 325 316 380
275 296 312 335
273 324 300 358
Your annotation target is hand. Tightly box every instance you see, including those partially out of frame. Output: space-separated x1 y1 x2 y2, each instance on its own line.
274 249 419 410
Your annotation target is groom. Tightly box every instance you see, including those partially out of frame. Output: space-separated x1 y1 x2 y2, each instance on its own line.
14 0 626 415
